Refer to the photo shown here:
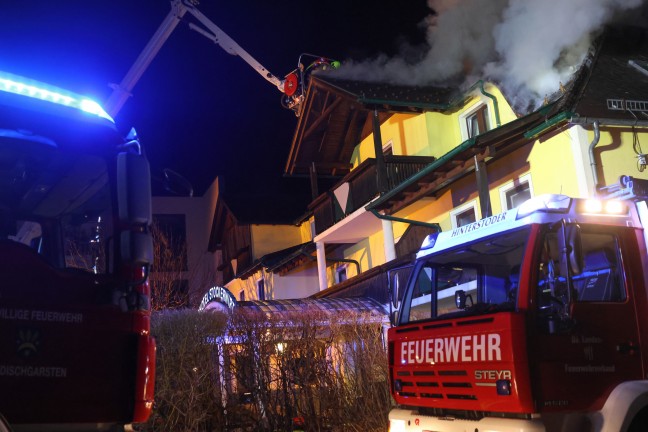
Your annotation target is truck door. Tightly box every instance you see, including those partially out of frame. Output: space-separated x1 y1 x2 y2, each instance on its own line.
530 226 643 412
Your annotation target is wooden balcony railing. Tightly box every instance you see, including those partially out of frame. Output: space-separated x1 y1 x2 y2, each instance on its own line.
310 155 436 235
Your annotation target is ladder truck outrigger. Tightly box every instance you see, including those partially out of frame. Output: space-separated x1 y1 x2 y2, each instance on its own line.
388 175 648 432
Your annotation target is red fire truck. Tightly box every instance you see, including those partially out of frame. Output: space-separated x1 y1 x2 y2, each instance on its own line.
0 71 155 431
388 176 648 432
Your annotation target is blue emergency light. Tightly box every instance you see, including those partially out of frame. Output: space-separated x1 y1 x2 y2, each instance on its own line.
0 70 114 123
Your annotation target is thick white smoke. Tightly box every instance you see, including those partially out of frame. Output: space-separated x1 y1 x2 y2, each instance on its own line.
334 0 645 111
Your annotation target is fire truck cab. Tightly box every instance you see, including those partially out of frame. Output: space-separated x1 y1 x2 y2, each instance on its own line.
388 176 648 432
0 71 155 431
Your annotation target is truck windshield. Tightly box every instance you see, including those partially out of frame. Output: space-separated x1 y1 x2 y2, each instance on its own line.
400 227 530 323
0 137 113 274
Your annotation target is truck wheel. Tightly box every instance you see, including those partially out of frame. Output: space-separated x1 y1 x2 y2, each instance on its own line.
627 407 648 432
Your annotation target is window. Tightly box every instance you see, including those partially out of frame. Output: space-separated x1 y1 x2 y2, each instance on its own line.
576 233 624 302
152 214 188 271
537 229 625 306
400 228 529 324
405 266 433 322
383 139 393 156
239 290 246 301
336 265 348 284
450 200 479 229
257 278 265 301
466 105 490 138
500 174 533 211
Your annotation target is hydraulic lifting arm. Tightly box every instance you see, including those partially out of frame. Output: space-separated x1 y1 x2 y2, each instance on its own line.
105 0 285 118
180 1 285 91
105 1 187 118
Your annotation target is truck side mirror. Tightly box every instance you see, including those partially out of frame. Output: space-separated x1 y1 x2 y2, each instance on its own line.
455 290 466 309
558 223 583 277
391 310 399 327
455 289 474 310
117 152 152 225
117 152 153 265
390 272 401 311
568 225 583 276
120 230 153 265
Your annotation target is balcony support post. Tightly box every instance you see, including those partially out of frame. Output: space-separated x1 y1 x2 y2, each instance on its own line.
315 241 328 291
372 109 388 194
382 218 396 262
474 155 492 218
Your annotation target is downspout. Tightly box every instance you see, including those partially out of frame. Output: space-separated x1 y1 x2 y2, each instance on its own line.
327 257 361 275
458 80 501 127
588 121 601 196
475 80 501 127
369 209 441 232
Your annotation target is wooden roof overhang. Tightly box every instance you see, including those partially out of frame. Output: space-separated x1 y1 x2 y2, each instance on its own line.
284 74 457 179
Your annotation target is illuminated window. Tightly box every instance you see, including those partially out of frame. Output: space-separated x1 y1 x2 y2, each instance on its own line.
500 174 533 211
383 139 393 156
450 200 479 229
336 265 348 284
257 278 265 301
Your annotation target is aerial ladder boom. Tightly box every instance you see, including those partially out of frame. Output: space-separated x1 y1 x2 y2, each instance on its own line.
105 1 187 118
105 0 337 119
105 0 285 118
181 1 285 92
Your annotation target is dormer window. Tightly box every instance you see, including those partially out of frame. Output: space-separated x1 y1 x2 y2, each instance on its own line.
460 101 493 142
466 104 490 138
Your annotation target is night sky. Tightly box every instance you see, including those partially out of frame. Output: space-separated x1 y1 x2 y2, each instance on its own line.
1 1 429 213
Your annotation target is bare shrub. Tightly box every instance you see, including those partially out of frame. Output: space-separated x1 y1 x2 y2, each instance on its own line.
143 306 390 431
143 309 228 432
223 308 390 432
150 219 189 311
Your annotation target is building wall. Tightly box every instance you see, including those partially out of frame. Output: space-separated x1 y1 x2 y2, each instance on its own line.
273 265 320 299
300 218 315 243
527 128 581 198
593 126 648 188
152 177 221 306
250 224 303 260
226 263 320 301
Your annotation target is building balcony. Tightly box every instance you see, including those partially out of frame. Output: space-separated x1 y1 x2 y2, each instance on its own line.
309 155 436 238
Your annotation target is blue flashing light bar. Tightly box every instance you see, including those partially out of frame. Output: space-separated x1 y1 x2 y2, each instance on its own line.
0 71 114 123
